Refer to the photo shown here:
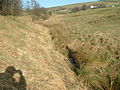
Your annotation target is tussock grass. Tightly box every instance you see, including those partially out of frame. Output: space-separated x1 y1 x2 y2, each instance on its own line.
0 16 85 90
44 6 120 90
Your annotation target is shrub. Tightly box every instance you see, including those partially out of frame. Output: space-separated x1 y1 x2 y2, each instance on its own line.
71 7 81 13
92 3 107 8
81 5 90 10
0 0 22 16
28 0 49 21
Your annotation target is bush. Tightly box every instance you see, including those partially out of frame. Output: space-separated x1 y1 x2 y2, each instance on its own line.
0 0 22 16
31 7 49 20
27 0 49 21
99 3 107 8
81 5 90 10
71 7 81 13
92 3 107 8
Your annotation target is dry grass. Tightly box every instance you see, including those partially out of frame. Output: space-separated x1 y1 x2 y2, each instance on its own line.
44 6 120 90
0 15 86 90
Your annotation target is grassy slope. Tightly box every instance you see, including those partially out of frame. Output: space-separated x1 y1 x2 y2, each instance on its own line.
104 0 120 2
49 1 118 10
44 6 120 90
0 16 84 90
63 7 120 34
62 6 120 73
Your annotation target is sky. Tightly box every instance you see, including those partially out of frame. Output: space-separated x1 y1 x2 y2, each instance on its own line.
23 0 98 8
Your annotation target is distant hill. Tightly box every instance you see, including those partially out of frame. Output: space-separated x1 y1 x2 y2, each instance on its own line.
49 1 119 14
44 6 120 90
49 1 118 10
100 0 120 2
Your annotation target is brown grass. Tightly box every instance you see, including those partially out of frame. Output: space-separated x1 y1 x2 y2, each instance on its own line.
43 6 120 90
0 16 86 90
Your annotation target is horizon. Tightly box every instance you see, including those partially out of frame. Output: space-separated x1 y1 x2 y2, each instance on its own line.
23 0 98 8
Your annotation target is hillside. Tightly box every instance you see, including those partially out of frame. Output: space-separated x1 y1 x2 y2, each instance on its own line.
44 6 120 90
102 0 120 2
0 16 85 90
0 1 120 89
49 1 118 10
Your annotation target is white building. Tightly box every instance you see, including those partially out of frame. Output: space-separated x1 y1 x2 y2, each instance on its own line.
90 5 97 9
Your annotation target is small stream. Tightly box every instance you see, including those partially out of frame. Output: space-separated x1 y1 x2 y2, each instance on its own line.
66 46 80 69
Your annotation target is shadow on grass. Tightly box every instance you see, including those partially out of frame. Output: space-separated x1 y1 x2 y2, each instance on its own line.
0 66 26 90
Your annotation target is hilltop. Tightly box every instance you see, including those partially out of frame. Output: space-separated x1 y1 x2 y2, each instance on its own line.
102 0 120 2
49 1 118 10
48 1 120 14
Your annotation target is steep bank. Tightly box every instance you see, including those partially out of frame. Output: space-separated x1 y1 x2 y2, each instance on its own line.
0 16 84 90
43 7 120 90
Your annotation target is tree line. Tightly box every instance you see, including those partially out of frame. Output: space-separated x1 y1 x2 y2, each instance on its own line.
26 0 50 20
0 0 22 15
0 0 50 20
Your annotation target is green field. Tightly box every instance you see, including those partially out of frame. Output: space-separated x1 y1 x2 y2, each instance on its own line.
0 1 120 89
62 7 120 34
49 1 118 10
44 6 120 90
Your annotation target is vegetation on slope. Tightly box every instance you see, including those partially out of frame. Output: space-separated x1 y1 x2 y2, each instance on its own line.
49 1 118 12
100 0 120 2
44 6 120 90
0 0 22 16
0 16 85 90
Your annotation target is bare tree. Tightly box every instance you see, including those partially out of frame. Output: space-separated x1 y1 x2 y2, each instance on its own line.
13 0 23 15
30 0 49 21
25 1 31 13
0 0 22 16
